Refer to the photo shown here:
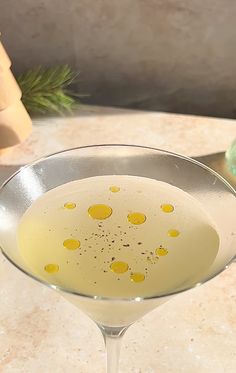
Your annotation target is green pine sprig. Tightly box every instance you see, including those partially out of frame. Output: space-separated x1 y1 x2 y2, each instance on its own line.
17 65 83 115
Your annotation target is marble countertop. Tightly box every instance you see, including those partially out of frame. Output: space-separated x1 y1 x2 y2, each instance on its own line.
0 106 236 373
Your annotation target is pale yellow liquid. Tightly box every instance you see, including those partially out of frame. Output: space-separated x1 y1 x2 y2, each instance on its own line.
18 175 219 298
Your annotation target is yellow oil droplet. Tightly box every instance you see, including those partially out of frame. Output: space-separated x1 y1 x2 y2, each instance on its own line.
130 272 145 283
127 212 146 225
64 202 76 209
110 261 129 274
63 239 81 250
109 186 120 193
156 247 168 256
161 204 174 213
44 263 59 273
88 204 112 220
168 229 180 237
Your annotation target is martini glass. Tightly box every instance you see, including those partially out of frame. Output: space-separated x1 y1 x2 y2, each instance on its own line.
0 144 236 373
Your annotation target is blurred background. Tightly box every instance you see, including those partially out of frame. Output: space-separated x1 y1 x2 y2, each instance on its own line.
1 0 236 118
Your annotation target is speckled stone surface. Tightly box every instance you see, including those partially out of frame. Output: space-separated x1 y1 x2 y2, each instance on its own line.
0 106 236 372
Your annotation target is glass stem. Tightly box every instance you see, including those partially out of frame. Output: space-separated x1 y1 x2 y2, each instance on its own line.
100 325 128 373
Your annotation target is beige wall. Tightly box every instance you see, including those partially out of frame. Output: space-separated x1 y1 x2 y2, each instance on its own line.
1 0 236 117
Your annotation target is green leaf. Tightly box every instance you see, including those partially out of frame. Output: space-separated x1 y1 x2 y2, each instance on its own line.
17 65 84 116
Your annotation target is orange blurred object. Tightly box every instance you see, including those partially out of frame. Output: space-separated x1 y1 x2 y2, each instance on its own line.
0 40 32 153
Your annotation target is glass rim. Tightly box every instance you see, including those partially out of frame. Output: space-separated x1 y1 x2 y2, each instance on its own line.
0 143 235 303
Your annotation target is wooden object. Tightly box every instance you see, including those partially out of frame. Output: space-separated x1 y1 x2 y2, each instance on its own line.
0 40 32 153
